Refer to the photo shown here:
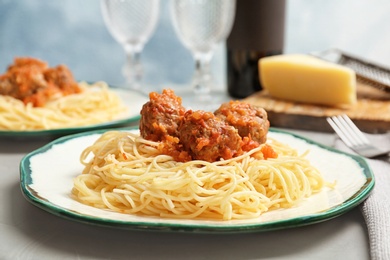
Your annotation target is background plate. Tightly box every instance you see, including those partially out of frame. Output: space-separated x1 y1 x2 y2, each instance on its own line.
0 88 148 139
20 128 375 233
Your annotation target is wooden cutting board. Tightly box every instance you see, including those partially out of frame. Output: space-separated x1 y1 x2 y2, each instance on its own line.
243 82 390 133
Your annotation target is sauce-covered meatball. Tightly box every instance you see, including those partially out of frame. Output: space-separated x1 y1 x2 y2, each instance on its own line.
139 89 186 141
214 101 270 145
0 57 81 107
178 110 242 162
139 89 272 163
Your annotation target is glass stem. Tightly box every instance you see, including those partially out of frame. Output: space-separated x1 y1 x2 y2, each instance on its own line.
193 53 213 96
122 45 143 90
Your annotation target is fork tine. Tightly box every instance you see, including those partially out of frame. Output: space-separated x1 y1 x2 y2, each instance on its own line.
326 116 354 147
327 115 370 147
338 115 370 145
327 114 390 158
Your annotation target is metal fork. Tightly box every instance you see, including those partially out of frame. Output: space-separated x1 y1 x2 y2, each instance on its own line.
326 114 390 158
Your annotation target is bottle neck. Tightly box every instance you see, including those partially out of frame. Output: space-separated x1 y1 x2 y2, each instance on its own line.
227 0 286 51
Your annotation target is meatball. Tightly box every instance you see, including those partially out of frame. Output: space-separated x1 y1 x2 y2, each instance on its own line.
214 101 270 145
0 57 80 107
43 65 81 95
178 110 242 162
139 89 186 141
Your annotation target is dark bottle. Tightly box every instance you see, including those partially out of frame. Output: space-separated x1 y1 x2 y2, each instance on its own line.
227 0 286 98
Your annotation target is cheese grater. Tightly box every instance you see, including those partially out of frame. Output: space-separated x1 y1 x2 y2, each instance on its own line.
312 48 390 92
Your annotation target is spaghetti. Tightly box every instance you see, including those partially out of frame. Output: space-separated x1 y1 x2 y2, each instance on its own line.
72 130 325 220
0 81 128 130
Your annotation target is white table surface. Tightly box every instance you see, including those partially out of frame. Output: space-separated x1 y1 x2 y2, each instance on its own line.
0 128 369 260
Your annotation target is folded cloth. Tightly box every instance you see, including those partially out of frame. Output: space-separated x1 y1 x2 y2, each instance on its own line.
334 133 390 260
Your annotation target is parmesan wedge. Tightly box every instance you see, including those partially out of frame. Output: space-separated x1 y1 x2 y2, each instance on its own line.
259 54 357 106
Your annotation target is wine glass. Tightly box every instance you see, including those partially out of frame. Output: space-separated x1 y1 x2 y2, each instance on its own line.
101 0 160 90
170 0 236 109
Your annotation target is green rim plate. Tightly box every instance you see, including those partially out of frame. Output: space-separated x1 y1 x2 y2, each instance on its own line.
20 128 375 233
0 87 148 139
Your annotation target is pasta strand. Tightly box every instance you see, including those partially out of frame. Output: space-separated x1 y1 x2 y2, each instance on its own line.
72 131 325 220
0 81 127 130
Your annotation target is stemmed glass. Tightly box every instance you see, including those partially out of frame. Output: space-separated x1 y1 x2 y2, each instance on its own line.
101 0 160 90
170 0 236 109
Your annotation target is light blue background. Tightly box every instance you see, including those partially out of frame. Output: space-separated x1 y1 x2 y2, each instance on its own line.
1 0 390 92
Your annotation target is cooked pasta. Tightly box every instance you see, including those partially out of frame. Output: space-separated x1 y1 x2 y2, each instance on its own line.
72 131 325 220
0 82 128 130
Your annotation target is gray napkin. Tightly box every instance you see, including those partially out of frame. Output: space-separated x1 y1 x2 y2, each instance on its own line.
334 133 390 260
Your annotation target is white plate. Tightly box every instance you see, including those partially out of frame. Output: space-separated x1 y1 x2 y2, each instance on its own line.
20 128 374 233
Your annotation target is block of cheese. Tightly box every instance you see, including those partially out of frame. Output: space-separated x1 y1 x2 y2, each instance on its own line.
258 54 357 106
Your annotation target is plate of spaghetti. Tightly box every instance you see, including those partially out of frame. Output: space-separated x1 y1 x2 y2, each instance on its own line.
0 57 148 138
20 90 374 233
